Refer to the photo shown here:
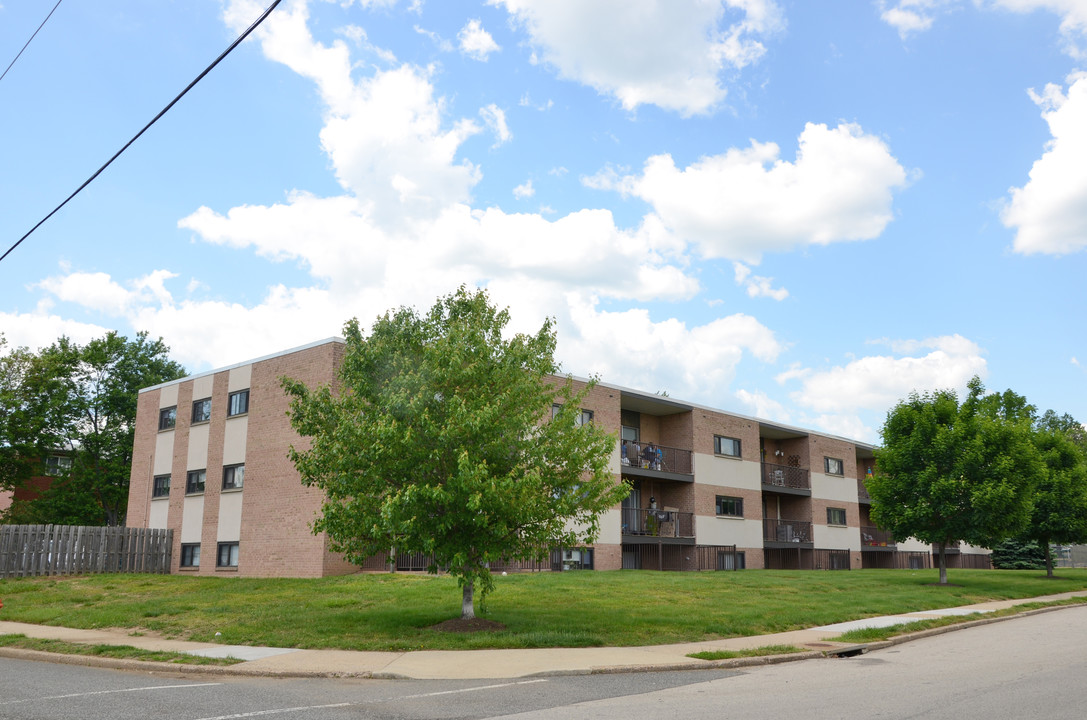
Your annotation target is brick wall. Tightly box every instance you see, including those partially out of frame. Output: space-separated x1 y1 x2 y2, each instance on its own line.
125 388 162 528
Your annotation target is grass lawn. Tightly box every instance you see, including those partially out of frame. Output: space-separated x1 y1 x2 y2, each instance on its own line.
2 568 1086 651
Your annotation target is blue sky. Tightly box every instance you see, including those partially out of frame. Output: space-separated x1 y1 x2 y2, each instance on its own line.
1 0 1085 442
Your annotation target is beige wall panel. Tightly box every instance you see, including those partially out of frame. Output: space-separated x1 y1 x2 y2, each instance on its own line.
693 453 761 491
696 517 764 547
223 416 248 465
217 491 244 542
159 383 178 408
153 432 174 475
608 443 621 475
898 538 931 552
191 374 214 401
814 524 861 551
596 508 623 545
148 498 169 529
811 473 860 503
186 422 210 470
228 365 252 393
181 495 204 543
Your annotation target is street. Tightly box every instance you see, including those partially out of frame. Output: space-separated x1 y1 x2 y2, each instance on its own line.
1 606 1085 719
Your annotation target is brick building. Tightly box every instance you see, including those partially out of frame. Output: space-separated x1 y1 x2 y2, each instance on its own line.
125 338 990 576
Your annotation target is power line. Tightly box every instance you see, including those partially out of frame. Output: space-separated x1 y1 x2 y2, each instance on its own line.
0 0 64 85
0 0 283 266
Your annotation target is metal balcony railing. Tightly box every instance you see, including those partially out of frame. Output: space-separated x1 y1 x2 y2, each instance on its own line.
861 526 894 547
621 507 695 538
763 518 812 544
761 462 810 490
621 441 692 474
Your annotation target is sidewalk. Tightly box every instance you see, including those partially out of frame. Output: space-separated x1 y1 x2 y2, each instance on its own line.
2 591 1085 679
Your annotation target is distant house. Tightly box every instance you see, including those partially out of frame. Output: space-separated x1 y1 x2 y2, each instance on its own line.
125 338 991 577
0 451 72 520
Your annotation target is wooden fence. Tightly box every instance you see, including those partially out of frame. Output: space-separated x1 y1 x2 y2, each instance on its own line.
0 525 172 578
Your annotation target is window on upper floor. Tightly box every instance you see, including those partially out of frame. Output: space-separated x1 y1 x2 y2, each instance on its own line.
191 398 211 423
827 507 847 526
714 435 741 458
217 542 239 568
43 455 72 475
180 543 200 568
824 456 844 476
152 474 171 498
222 464 244 490
186 469 206 494
228 390 249 417
552 403 593 426
158 406 177 431
715 495 743 517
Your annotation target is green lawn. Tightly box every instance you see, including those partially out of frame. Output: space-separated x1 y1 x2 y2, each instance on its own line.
1 568 1085 651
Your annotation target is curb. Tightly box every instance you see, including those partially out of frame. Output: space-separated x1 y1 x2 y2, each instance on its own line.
1 601 1083 680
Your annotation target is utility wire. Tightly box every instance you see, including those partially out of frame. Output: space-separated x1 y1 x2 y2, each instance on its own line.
0 0 64 85
0 0 283 266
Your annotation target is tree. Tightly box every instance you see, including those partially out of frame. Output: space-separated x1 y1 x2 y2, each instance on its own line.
990 539 1047 569
0 332 186 526
868 377 1045 584
1020 417 1087 578
284 287 626 619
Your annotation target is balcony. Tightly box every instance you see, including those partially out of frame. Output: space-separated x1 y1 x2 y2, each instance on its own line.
621 507 695 542
861 526 895 549
857 479 872 504
621 441 693 481
763 518 812 545
761 462 810 494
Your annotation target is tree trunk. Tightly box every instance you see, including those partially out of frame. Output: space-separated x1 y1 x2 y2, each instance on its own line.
1044 539 1054 578
938 541 948 584
461 578 475 620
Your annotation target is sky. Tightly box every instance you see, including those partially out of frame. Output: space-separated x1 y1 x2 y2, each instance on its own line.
1 0 1085 444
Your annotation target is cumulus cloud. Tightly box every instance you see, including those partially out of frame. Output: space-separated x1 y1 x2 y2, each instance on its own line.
513 180 535 199
779 334 988 414
491 0 784 115
878 0 952 37
479 103 512 146
598 122 909 263
733 262 788 300
458 18 500 60
1002 74 1087 255
0 310 110 353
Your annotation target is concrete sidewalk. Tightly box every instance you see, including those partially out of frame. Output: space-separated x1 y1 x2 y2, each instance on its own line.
2 590 1085 679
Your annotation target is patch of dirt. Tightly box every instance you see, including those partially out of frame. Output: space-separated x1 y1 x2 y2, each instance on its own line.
429 617 506 633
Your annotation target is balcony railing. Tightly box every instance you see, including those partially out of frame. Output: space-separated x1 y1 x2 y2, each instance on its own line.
761 462 810 491
861 526 894 547
621 507 695 538
763 518 812 544
621 441 692 475
857 479 872 503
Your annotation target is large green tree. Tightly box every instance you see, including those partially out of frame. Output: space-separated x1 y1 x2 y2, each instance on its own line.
284 287 625 619
0 331 185 526
868 377 1045 584
1023 417 1087 578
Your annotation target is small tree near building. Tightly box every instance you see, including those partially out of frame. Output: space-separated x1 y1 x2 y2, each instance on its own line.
283 287 626 620
868 377 1045 585
1021 419 1087 578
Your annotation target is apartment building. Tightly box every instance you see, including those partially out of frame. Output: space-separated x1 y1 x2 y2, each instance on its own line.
125 337 990 576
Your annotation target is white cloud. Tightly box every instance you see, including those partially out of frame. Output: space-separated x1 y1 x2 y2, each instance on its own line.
0 310 110 353
879 1 1087 57
479 103 512 146
732 262 788 300
457 19 500 61
606 122 909 263
414 25 454 52
734 388 791 423
779 334 988 414
491 0 784 115
1002 74 1087 255
513 179 535 199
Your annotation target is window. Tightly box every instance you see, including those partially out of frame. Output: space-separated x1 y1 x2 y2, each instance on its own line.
158 406 177 430
552 403 593 426
714 435 741 458
186 469 206 494
44 455 72 475
715 495 743 517
222 464 244 490
191 398 211 423
718 550 746 570
152 474 171 498
217 542 239 568
228 390 249 417
827 507 847 526
824 456 844 476
180 544 200 568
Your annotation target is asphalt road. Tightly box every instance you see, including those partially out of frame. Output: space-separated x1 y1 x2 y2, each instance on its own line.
2 606 1085 719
